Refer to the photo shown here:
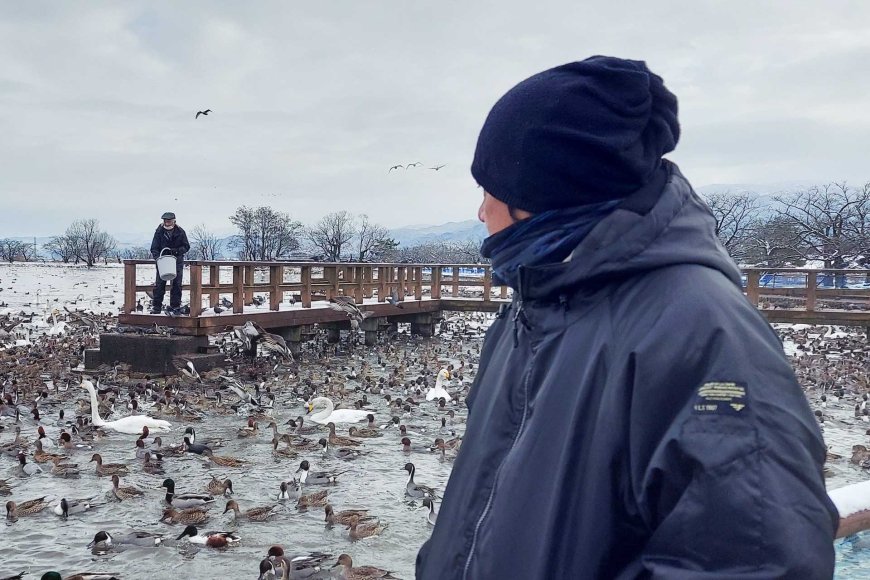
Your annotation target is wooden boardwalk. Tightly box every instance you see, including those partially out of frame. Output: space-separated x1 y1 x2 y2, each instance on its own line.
118 261 870 335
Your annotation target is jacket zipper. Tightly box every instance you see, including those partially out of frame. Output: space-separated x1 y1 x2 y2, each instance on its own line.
462 268 534 578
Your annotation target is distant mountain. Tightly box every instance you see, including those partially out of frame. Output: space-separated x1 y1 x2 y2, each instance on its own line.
694 181 816 197
389 220 487 247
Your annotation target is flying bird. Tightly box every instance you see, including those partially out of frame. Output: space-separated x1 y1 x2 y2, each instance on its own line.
388 165 404 172
195 109 212 119
430 164 446 171
327 296 374 329
405 162 422 169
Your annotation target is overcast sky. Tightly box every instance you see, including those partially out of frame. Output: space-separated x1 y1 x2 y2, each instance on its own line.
1 1 868 238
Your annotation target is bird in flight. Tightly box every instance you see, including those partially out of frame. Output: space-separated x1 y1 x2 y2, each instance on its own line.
388 165 404 172
195 109 212 119
405 162 422 169
430 164 446 171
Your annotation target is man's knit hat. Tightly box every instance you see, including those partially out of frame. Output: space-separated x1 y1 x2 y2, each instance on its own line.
471 56 680 212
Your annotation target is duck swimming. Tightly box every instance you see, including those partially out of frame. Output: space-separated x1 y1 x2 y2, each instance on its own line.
224 499 277 522
331 554 397 580
162 478 215 509
403 462 437 500
295 460 348 485
54 497 93 518
161 506 209 525
6 497 51 520
111 475 144 501
39 572 121 580
175 524 241 547
87 530 164 551
207 476 234 497
90 454 128 477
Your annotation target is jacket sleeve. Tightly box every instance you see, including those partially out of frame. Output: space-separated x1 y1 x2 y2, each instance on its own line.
177 228 190 256
149 228 161 259
624 290 837 578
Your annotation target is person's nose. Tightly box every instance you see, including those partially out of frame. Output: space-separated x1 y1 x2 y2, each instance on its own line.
477 200 486 223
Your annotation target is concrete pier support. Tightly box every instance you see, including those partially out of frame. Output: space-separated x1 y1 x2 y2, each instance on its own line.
411 322 435 337
359 317 386 346
274 325 308 356
92 333 218 374
321 321 351 344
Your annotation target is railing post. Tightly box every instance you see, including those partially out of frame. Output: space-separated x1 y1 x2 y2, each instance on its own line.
377 267 387 302
500 284 508 299
806 271 817 312
209 265 220 307
123 261 136 314
301 265 312 307
745 270 760 307
483 266 492 301
414 267 423 300
431 266 442 299
233 265 244 313
452 265 460 297
244 265 254 305
270 265 282 311
397 266 406 300
189 263 202 317
356 266 365 304
364 266 374 299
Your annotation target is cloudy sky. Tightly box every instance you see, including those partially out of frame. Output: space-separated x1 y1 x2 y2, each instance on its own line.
1 1 868 238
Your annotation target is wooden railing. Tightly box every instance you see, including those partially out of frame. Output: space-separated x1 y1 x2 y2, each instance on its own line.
123 260 507 317
123 261 870 318
743 268 870 312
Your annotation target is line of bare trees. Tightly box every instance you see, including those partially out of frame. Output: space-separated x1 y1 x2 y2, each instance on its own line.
702 182 870 267
42 219 117 267
12 182 866 269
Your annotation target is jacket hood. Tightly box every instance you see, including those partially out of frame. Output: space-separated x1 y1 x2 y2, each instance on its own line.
518 161 742 300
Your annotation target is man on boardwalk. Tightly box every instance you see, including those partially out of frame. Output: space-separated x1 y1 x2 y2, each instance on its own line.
416 56 837 578
149 211 190 315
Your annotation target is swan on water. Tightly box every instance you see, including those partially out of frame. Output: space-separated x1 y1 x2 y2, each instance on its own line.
426 369 452 402
306 397 370 424
81 380 172 434
830 479 870 538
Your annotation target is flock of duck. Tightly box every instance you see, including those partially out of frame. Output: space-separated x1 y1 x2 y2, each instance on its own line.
0 305 489 580
3 269 870 577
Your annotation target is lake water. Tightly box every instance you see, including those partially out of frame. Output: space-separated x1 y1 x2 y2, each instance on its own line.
1 262 868 578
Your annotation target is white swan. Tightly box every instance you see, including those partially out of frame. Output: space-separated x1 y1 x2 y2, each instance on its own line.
81 380 172 434
306 397 370 424
830 479 870 538
426 369 452 402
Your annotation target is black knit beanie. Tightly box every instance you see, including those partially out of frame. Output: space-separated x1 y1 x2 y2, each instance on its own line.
471 55 680 212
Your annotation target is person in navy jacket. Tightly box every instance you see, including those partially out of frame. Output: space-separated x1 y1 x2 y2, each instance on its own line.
416 56 837 579
149 211 190 314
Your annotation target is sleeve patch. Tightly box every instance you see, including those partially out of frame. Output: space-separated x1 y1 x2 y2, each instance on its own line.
693 382 748 416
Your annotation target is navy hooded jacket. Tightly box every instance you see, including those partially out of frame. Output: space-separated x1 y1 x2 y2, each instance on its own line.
149 224 190 260
416 164 838 579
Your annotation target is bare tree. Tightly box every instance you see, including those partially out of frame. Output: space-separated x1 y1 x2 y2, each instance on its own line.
121 247 153 260
229 206 302 260
190 224 223 260
701 192 760 261
18 240 37 262
744 216 805 267
0 239 23 262
65 219 116 267
355 214 394 261
44 235 79 263
394 239 485 264
772 182 870 267
306 211 357 261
